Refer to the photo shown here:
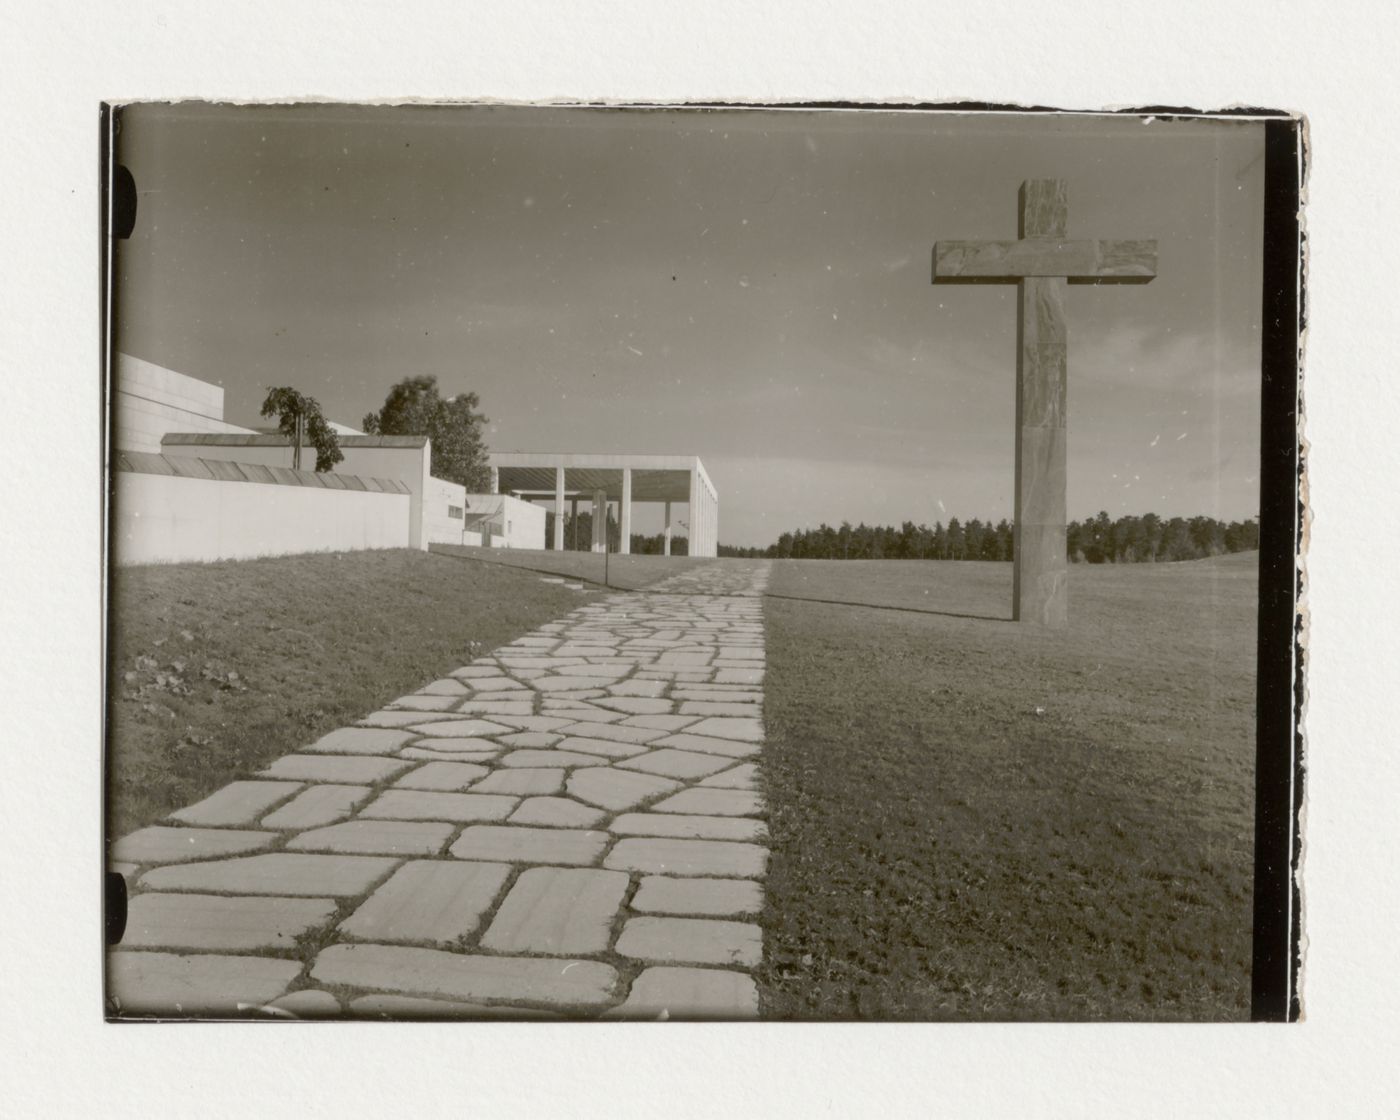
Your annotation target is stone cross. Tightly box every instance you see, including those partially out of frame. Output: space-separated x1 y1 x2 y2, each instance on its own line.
933 180 1156 627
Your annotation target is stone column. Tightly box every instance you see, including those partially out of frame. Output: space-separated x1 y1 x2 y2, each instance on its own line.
663 501 672 557
553 467 565 551
619 468 632 555
688 469 699 558
489 466 499 494
592 489 606 553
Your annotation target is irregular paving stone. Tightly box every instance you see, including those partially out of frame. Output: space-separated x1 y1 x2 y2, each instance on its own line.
466 677 528 692
652 733 758 760
672 689 763 703
497 732 561 748
339 860 510 944
261 784 369 829
391 761 489 791
169 781 301 827
260 754 412 784
108 951 301 1016
616 749 735 781
538 703 626 721
655 651 713 667
398 746 500 763
610 812 766 842
604 838 768 878
651 788 764 817
304 728 416 755
481 867 629 955
471 768 565 796
348 994 559 1019
417 678 468 695
359 710 452 728
615 916 762 967
457 700 535 716
122 893 337 951
112 826 276 865
508 797 607 828
532 675 613 692
311 943 618 1008
140 853 398 897
286 820 455 856
677 701 759 717
603 967 758 1020
607 679 669 697
498 749 606 769
450 665 507 678
631 876 763 917
622 714 700 732
265 989 343 1018
594 697 675 715
558 721 663 744
402 740 501 758
407 720 514 738
359 790 515 823
699 763 759 789
555 736 650 760
566 768 682 811
450 825 607 866
684 717 764 743
505 716 574 731
388 694 461 711
498 656 587 669
714 668 764 685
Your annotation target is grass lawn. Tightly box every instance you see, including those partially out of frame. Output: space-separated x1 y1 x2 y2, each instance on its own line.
106 548 585 839
430 544 715 590
757 553 1258 1020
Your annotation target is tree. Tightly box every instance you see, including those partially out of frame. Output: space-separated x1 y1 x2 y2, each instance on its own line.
260 387 343 472
363 375 491 490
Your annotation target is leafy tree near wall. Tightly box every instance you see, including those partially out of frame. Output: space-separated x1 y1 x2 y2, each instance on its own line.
362 375 492 491
259 387 343 472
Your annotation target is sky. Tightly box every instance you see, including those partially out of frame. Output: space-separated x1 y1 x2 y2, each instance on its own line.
115 104 1264 547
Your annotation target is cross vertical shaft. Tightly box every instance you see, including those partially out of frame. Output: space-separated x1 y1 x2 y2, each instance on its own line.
1015 181 1069 626
933 178 1156 628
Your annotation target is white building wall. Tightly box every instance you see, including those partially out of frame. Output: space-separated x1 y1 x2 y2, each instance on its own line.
425 476 468 545
113 354 254 453
461 494 546 549
114 472 411 566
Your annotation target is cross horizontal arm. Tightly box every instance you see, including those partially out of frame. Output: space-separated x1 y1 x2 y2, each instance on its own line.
933 238 1157 284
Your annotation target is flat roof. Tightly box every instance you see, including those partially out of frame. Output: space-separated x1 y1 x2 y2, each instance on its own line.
489 452 716 503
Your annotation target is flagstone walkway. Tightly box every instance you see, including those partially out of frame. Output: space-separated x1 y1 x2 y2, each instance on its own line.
108 561 772 1020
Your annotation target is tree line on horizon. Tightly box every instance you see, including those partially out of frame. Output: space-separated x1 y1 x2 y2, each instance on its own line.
715 513 1260 563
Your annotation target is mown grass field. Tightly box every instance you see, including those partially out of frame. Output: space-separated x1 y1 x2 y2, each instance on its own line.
431 544 715 590
106 549 584 838
756 553 1258 1020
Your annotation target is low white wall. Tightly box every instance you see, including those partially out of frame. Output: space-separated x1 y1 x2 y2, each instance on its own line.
161 435 433 551
114 471 411 566
425 476 468 546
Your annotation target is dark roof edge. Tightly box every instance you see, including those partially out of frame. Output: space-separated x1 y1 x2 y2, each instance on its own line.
161 432 429 449
114 450 412 494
